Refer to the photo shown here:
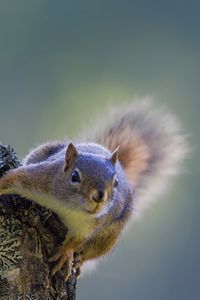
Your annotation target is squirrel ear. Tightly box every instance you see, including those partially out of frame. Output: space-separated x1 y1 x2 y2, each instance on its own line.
110 145 120 165
64 143 78 171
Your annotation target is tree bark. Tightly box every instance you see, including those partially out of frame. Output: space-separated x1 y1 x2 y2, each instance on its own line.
0 144 77 300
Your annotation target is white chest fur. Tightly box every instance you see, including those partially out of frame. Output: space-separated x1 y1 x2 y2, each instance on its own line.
8 185 95 239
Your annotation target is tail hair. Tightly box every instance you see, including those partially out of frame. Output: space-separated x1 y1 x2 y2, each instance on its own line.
87 99 188 214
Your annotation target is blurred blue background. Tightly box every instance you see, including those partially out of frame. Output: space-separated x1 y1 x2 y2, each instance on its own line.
0 1 199 299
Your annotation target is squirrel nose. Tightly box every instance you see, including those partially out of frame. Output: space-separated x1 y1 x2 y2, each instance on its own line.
91 190 105 203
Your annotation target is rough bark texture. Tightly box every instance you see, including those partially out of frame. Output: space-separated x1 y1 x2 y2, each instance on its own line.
0 144 77 300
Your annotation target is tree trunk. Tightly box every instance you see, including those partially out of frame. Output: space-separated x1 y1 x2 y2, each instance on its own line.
0 144 77 300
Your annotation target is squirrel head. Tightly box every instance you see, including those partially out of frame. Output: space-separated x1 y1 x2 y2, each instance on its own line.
57 143 120 215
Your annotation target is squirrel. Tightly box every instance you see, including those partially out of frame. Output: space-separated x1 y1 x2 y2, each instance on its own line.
0 100 187 281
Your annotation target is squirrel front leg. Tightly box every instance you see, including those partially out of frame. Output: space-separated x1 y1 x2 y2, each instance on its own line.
74 203 133 276
0 168 25 196
85 224 121 260
49 233 83 281
72 222 124 278
0 162 53 197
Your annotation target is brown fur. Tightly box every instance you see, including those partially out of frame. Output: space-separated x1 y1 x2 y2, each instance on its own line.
100 130 150 184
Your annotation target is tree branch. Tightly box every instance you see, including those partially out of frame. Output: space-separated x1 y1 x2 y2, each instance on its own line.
0 144 77 300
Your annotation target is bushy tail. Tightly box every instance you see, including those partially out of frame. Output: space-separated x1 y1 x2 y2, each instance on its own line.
88 99 188 214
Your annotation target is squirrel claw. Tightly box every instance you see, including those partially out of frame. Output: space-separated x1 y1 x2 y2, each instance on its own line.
72 252 83 278
73 252 83 269
49 248 73 281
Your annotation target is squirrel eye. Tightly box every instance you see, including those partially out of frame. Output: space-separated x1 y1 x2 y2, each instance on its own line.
113 177 119 187
71 170 81 184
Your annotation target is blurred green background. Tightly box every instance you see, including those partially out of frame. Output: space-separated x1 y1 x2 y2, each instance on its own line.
0 1 199 299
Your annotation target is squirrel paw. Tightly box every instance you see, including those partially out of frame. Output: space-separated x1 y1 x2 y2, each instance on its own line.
73 252 84 277
49 247 73 281
73 252 83 269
